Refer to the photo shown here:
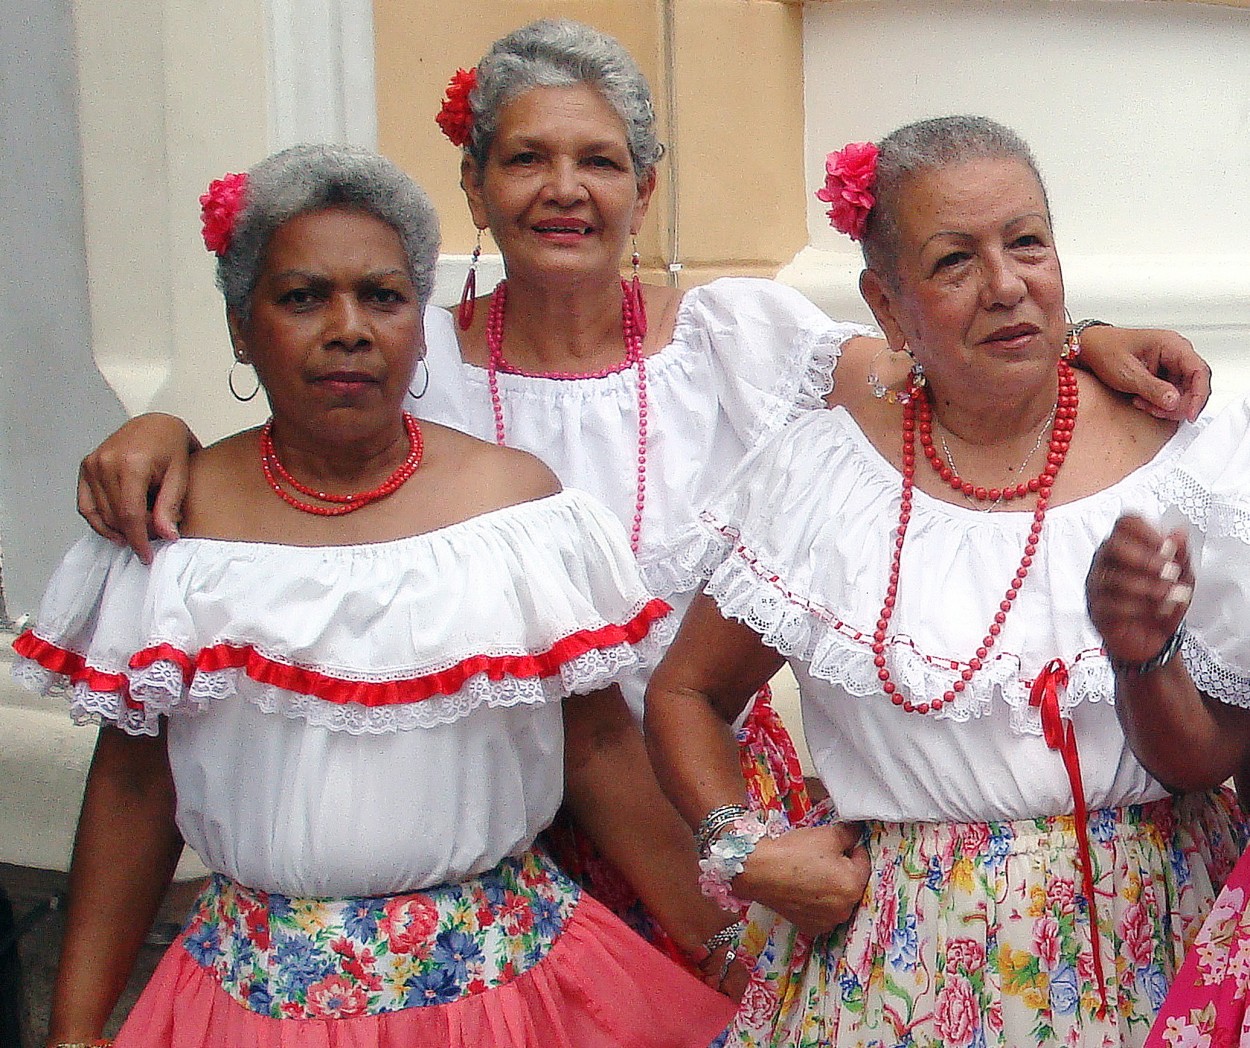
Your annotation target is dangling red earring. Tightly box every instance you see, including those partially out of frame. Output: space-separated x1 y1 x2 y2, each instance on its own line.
458 228 483 331
630 236 647 340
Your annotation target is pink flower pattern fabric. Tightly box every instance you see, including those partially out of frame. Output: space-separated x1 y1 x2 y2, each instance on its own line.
720 793 1244 1048
1145 850 1250 1047
815 142 879 241
177 851 577 1019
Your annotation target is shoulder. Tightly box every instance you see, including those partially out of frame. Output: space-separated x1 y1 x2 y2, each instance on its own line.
419 422 560 513
680 277 829 327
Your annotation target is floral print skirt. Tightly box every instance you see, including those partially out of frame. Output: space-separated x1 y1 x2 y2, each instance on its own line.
113 849 734 1047
1146 843 1250 1048
724 790 1244 1048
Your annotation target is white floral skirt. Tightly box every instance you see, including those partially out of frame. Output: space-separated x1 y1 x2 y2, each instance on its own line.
725 791 1244 1048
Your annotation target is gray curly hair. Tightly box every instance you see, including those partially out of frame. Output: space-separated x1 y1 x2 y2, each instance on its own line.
216 144 440 320
464 19 664 178
861 115 1050 284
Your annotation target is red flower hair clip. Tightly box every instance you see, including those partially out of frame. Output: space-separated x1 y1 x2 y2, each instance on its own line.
436 68 478 147
816 141 879 241
199 172 249 256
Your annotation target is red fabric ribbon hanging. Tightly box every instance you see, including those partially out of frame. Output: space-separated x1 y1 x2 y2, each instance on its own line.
1029 658 1110 1019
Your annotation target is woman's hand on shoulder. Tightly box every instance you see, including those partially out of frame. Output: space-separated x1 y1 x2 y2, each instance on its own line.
1078 325 1210 423
734 821 870 938
77 413 201 564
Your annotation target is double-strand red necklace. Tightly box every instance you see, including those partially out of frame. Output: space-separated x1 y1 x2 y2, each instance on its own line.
486 279 648 553
259 413 424 516
874 360 1078 714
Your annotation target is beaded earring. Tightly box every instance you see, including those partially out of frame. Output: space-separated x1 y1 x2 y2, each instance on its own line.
629 236 648 339
458 228 483 331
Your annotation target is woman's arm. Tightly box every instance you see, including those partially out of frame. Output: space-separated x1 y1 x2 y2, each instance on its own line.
644 593 870 937
77 414 201 564
1086 514 1250 791
1076 325 1210 422
562 684 748 995
47 725 184 1046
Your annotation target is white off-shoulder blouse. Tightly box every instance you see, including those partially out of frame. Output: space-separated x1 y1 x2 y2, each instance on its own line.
692 399 1250 825
13 490 673 899
417 278 873 715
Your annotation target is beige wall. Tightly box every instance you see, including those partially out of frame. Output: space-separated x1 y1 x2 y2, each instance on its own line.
374 0 808 286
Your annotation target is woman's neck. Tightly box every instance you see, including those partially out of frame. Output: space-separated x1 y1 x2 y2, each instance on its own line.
267 415 410 491
494 272 627 372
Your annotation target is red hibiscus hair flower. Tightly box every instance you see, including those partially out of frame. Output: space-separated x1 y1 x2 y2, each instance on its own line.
815 141 879 241
199 171 248 256
436 67 477 147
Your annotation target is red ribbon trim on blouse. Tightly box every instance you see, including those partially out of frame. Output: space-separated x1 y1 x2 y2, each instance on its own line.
11 631 143 708
16 598 671 711
1029 657 1109 1019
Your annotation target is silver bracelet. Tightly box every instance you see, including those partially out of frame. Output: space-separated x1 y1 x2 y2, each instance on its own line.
695 803 749 856
702 920 745 955
1069 318 1112 340
1109 622 1186 676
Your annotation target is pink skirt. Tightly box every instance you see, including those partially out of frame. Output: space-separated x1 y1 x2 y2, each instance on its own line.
1146 845 1250 1047
113 852 733 1047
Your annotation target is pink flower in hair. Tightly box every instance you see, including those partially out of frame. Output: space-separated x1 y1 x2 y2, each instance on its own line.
436 67 478 147
199 172 248 256
816 141 879 241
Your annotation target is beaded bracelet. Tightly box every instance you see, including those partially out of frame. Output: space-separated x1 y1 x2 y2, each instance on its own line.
1069 318 1111 341
697 809 787 912
1109 622 1186 677
54 1041 114 1048
702 920 745 955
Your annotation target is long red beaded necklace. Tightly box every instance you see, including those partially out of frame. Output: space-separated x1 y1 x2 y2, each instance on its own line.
486 279 649 553
259 412 424 516
874 360 1078 714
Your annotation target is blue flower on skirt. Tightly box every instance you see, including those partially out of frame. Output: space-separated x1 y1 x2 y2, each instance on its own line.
274 934 334 996
838 971 863 1003
1049 963 1080 1015
887 913 919 971
1169 845 1193 886
1139 964 1170 1011
343 897 386 941
184 922 221 965
268 893 294 920
532 895 563 938
1090 807 1118 845
925 853 944 892
476 870 510 906
986 825 1014 867
247 981 273 1016
407 967 463 1007
433 928 484 981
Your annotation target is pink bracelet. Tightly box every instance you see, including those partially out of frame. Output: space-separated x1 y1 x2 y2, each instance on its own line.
697 809 787 912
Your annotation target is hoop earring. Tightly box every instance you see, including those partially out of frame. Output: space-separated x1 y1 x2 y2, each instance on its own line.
458 229 483 331
228 359 260 402
629 236 648 339
408 357 430 400
903 341 926 388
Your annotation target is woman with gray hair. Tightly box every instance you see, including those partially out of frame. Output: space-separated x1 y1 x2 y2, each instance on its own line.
16 142 733 1047
78 18 1213 1003
644 115 1244 1047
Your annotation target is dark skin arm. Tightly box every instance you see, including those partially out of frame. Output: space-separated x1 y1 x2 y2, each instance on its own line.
563 684 748 997
645 593 870 937
1086 514 1250 791
46 725 183 1047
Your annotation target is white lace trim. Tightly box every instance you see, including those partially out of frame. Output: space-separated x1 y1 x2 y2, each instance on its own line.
636 521 734 600
1155 466 1250 545
704 544 1113 736
1182 628 1250 709
13 617 676 736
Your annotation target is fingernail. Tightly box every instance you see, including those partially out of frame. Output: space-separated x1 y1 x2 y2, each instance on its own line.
1163 583 1193 610
1159 560 1181 583
1159 538 1177 561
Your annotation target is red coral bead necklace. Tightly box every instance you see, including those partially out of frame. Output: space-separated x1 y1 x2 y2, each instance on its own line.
875 360 1078 714
260 412 424 516
486 279 649 553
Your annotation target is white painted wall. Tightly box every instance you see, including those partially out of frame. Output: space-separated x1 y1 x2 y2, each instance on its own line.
783 0 1250 401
